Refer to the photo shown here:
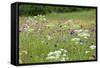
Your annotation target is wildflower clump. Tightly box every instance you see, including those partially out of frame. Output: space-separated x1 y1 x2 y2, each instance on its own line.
46 49 69 61
33 14 47 23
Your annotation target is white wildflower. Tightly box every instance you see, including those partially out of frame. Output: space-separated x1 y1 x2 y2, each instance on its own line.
73 25 80 28
85 51 90 54
80 42 83 45
74 30 78 32
39 14 42 17
71 38 80 41
78 32 90 38
64 50 68 53
78 29 83 32
55 54 60 58
90 45 96 50
47 35 53 40
46 49 68 61
84 36 88 39
75 29 83 33
48 52 54 56
63 25 67 28
46 56 55 60
19 59 22 64
62 54 66 57
43 18 47 21
60 49 68 53
22 50 28 55
34 16 37 19
54 50 62 55
60 49 65 51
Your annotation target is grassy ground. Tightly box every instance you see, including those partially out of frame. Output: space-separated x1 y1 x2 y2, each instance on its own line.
19 10 96 64
46 10 96 20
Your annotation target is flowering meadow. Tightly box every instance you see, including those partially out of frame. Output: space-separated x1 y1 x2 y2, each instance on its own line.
19 9 96 64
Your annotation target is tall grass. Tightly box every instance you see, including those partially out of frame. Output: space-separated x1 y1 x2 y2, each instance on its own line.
19 10 96 64
46 10 96 20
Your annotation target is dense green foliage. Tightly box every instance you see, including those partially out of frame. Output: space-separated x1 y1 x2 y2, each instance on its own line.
19 4 93 16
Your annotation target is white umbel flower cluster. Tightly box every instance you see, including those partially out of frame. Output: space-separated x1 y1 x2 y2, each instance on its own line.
77 29 90 39
90 45 96 50
33 14 47 22
46 49 68 61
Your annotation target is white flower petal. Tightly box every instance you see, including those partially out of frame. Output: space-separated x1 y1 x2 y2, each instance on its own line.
90 45 96 50
46 56 55 59
85 51 90 54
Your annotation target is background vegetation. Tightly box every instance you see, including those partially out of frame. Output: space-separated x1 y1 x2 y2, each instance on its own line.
19 4 94 16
